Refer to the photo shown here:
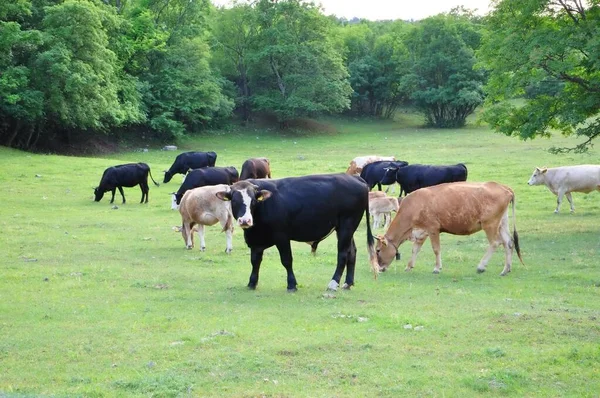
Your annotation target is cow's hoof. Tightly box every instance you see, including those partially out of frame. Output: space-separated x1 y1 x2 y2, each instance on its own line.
287 288 298 293
247 284 257 290
200 247 206 252
186 245 193 250
404 267 412 272
342 283 352 290
477 268 486 273
432 269 440 274
225 249 232 254
500 270 510 276
327 280 339 291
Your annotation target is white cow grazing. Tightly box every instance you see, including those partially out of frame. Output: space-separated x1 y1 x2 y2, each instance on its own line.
179 184 234 253
369 195 400 229
527 165 600 213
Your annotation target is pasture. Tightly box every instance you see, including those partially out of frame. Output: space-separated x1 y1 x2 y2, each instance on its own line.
1 116 599 397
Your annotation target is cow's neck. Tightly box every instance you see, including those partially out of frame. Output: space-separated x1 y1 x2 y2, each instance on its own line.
385 216 412 247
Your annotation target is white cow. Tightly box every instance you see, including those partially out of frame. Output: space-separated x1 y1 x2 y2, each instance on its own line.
369 195 400 229
178 184 234 253
346 155 396 176
527 165 600 213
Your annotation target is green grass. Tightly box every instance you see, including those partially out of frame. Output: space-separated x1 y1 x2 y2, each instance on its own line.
1 115 599 397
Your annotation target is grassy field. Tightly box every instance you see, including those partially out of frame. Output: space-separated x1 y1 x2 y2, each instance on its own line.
1 114 599 397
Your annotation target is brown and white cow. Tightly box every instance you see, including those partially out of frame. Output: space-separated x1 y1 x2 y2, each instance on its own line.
375 182 523 276
527 165 600 213
369 195 400 229
240 157 272 180
179 184 234 253
346 155 396 176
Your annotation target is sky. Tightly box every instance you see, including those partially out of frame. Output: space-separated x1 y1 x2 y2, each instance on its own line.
212 0 493 21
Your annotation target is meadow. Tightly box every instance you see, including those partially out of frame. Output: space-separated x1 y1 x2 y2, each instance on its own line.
1 114 599 397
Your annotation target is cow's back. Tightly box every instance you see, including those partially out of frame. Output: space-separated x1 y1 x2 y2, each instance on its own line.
179 184 232 227
547 165 600 193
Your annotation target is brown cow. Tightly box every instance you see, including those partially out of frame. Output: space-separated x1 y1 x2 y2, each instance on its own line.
240 157 272 180
375 182 523 276
179 184 234 253
346 155 395 176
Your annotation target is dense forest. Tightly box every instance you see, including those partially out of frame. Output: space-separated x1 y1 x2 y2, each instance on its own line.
1 0 598 152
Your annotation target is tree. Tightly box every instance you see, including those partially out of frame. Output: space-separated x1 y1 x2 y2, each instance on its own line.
479 0 600 153
403 15 486 128
250 0 353 125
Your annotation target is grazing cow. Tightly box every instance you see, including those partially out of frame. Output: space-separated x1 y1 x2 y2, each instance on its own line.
375 182 523 276
240 157 272 180
94 163 159 204
360 160 409 191
346 155 396 176
163 151 217 183
215 174 378 291
527 165 600 213
179 185 235 253
381 163 468 196
369 196 400 229
173 166 239 206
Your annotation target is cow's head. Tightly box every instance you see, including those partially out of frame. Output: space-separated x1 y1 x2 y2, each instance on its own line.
215 181 272 229
374 235 401 272
163 170 173 184
93 187 104 202
527 167 547 186
380 167 399 185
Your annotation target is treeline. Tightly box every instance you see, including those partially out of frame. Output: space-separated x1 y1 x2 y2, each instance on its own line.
0 0 488 150
4 0 597 153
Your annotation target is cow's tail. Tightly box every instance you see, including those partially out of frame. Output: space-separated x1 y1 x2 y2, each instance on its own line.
148 167 160 187
365 196 379 279
510 194 524 265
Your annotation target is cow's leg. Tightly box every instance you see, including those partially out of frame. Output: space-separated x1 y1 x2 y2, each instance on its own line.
406 229 427 271
329 226 355 291
341 238 357 289
197 224 206 251
565 192 575 213
429 232 443 274
555 190 566 213
140 182 149 203
377 182 383 191
477 220 502 273
275 241 297 292
182 221 194 249
110 188 116 204
117 186 126 204
248 248 265 290
498 213 513 276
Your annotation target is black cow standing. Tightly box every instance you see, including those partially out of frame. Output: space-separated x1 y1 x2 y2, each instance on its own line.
360 160 409 191
240 157 272 180
94 163 160 204
380 163 468 196
215 174 378 292
163 151 217 183
174 166 239 205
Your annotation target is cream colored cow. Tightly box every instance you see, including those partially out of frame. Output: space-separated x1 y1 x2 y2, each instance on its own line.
345 155 395 176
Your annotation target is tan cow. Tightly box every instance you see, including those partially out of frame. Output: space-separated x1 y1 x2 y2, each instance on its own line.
346 155 395 176
527 165 600 213
374 182 523 276
369 195 400 229
179 184 234 253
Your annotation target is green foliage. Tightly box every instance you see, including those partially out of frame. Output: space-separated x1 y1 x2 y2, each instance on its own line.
404 15 485 127
479 0 600 152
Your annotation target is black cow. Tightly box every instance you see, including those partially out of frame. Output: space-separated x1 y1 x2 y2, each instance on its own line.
215 174 378 292
240 157 272 180
174 166 239 205
94 163 159 204
360 160 409 191
164 151 217 183
381 163 468 196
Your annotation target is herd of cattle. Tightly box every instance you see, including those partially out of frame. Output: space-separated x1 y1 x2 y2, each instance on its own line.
93 152 600 291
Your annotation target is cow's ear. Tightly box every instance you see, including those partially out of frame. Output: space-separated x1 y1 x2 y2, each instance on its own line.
256 190 272 202
375 235 387 246
215 191 231 201
541 168 548 174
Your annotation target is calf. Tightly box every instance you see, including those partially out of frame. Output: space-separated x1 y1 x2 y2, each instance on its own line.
94 163 159 204
381 163 468 196
179 185 234 253
527 165 600 213
346 155 396 176
360 160 409 191
369 196 400 229
240 158 272 180
375 182 523 276
215 174 378 291
173 166 239 205
164 151 217 183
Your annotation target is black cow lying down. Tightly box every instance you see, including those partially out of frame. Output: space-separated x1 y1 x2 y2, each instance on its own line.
164 151 217 183
215 174 379 292
94 163 159 204
381 163 468 196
